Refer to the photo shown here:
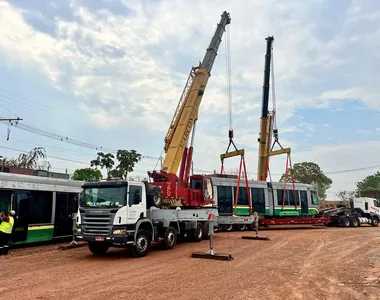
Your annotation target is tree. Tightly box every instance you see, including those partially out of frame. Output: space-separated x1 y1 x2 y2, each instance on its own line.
90 152 115 179
357 171 380 191
336 190 356 201
72 168 103 182
89 149 142 180
280 161 332 201
114 150 142 180
1 147 50 170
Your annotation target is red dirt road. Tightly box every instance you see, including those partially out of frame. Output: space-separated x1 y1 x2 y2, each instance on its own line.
2 226 380 300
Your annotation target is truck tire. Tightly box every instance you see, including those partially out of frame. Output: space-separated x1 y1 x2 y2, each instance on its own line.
202 222 210 240
350 217 359 227
130 230 151 257
190 223 203 242
371 217 379 227
224 224 233 232
161 226 177 250
237 224 246 231
342 217 351 227
151 186 163 207
88 242 109 255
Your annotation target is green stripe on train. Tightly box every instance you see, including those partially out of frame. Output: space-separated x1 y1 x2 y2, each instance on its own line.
11 227 54 245
234 207 319 217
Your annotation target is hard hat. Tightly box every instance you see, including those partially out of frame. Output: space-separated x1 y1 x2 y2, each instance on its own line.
9 210 15 215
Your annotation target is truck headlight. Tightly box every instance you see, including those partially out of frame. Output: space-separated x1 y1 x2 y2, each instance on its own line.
76 228 81 233
113 229 127 235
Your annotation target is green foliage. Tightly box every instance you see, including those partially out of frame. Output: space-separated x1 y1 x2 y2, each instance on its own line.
280 161 332 201
72 168 102 182
89 149 142 180
357 172 380 192
115 149 142 180
1 147 50 170
90 152 115 178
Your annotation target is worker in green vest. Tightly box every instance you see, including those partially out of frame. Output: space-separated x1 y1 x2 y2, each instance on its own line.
0 210 15 256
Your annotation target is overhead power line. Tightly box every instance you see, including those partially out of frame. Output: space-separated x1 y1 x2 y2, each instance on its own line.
0 120 160 160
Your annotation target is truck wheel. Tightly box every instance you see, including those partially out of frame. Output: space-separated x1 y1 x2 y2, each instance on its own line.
190 223 203 242
237 224 246 231
202 222 210 240
342 217 351 227
131 230 151 257
151 186 163 207
161 226 177 250
225 224 233 232
371 217 379 227
350 218 359 227
88 242 109 255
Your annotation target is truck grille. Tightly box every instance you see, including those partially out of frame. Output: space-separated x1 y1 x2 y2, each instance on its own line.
80 209 116 236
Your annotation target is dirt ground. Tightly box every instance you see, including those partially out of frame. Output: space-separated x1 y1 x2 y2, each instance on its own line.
2 225 380 300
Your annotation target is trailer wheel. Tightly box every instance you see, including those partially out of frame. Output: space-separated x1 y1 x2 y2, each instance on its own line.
161 226 177 250
130 230 151 257
371 217 379 227
190 223 203 242
88 242 109 255
224 224 233 232
350 217 359 227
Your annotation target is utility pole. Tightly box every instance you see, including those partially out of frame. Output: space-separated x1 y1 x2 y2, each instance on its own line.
0 117 23 140
0 117 23 122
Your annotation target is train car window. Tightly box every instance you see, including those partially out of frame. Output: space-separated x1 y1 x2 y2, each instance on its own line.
0 191 12 212
288 190 300 206
29 191 53 224
251 188 265 213
217 186 233 214
277 190 288 206
233 187 249 206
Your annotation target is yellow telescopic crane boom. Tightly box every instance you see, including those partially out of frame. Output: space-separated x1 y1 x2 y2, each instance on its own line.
161 11 231 176
257 36 290 181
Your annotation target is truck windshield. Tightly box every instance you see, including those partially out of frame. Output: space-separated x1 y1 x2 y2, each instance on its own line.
80 187 126 208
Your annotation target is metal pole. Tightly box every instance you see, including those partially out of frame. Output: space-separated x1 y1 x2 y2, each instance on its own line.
70 213 78 246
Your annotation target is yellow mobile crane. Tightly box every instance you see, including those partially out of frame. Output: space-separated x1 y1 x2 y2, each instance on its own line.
148 11 231 207
257 36 291 181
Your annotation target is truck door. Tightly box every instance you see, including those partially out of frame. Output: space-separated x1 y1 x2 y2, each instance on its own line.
127 185 144 223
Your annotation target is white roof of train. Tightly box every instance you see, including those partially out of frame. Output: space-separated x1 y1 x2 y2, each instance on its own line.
0 172 84 192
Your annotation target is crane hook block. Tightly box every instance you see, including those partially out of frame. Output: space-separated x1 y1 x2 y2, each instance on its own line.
229 129 234 139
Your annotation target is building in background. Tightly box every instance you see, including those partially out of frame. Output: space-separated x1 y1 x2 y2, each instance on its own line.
0 165 34 175
33 169 70 180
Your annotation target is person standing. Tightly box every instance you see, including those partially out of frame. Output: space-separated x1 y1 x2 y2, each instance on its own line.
0 210 15 255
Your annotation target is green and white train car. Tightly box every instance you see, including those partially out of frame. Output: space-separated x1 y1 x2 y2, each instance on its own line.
0 172 83 246
208 175 320 222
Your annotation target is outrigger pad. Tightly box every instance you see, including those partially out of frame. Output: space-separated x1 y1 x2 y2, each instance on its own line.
191 252 233 261
241 235 270 241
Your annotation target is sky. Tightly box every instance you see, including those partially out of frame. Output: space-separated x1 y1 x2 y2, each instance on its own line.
0 0 379 200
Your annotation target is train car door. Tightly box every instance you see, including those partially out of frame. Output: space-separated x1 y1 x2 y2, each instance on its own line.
54 192 78 237
217 186 233 215
11 190 31 242
301 190 308 214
